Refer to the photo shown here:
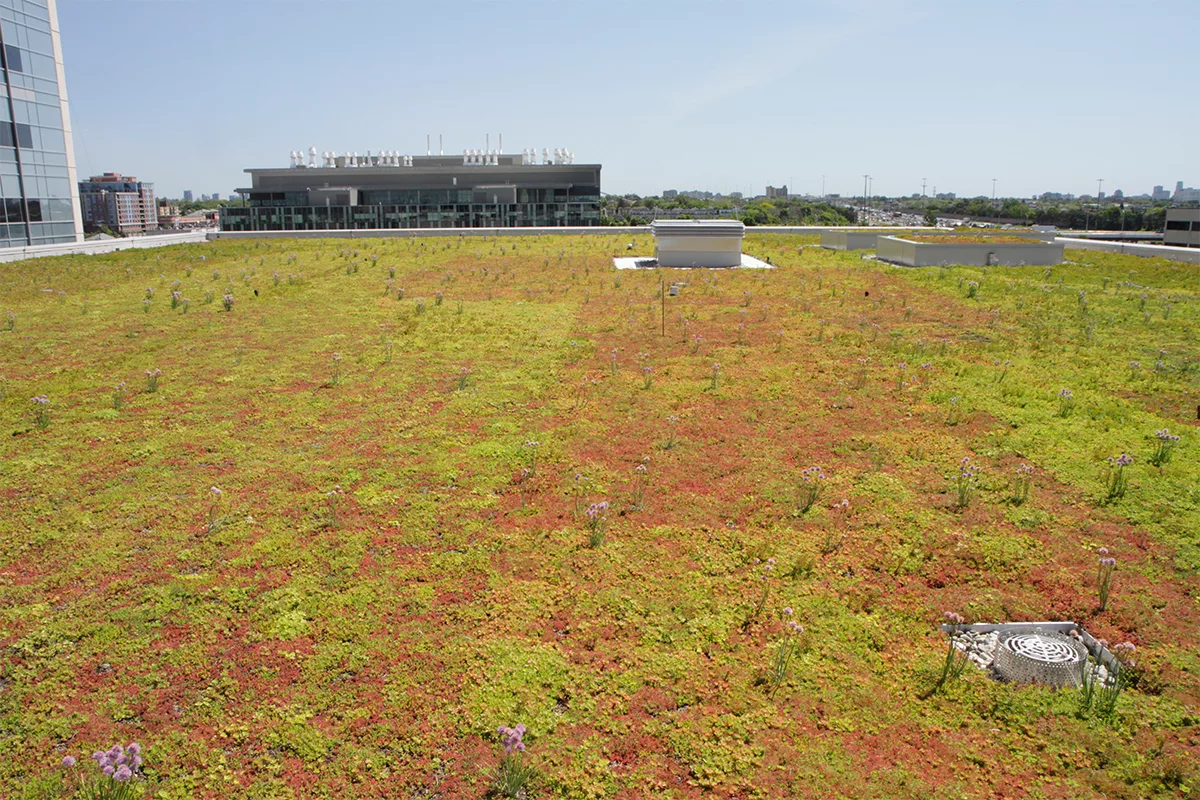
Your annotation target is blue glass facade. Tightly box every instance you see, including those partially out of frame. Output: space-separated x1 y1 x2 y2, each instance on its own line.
0 0 81 248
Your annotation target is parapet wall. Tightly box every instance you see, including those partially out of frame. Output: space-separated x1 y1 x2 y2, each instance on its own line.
876 236 1065 267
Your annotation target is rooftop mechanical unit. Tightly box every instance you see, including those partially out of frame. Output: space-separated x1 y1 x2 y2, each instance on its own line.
650 220 746 268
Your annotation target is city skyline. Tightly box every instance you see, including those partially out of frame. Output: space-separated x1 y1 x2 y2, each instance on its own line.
60 0 1200 200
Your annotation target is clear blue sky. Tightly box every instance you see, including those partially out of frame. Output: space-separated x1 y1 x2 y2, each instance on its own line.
61 0 1199 200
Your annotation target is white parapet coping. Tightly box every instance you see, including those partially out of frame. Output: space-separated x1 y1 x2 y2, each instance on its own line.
207 225 935 241
876 235 1065 267
1057 237 1200 264
0 230 210 263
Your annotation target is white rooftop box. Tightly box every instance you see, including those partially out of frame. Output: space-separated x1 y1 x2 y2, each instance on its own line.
650 220 745 268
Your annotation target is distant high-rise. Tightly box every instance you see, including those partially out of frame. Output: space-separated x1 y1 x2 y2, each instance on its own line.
183 189 193 202
1173 181 1200 204
0 0 84 248
765 185 788 199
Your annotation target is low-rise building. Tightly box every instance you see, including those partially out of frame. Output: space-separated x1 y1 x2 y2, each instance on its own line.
221 146 600 231
1164 208 1200 248
78 173 157 235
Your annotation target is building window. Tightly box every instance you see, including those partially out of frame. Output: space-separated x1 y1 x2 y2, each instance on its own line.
3 44 23 74
0 122 33 149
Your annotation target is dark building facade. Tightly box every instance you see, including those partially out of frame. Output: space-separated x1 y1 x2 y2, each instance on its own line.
221 150 601 231
0 0 83 248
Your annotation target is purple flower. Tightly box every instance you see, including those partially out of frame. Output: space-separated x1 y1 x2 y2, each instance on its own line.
103 765 115 777
943 611 964 625
113 764 132 782
498 723 527 754
61 755 76 768
1058 388 1073 398
1098 547 1109 556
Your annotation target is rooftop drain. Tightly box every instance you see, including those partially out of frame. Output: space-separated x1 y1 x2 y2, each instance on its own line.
942 621 1119 688
993 631 1088 687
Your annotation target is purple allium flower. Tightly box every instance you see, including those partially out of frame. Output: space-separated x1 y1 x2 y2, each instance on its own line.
943 611 965 625
782 607 793 616
1058 388 1073 398
210 486 222 497
1016 464 1034 476
31 395 48 405
1099 557 1116 568
103 765 115 777
787 621 804 633
113 764 132 782
61 755 76 768
1155 428 1180 442
635 464 647 474
498 723 527 754
1098 547 1109 556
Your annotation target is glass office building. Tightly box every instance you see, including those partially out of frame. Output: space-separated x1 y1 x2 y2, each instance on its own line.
222 153 601 231
0 0 82 248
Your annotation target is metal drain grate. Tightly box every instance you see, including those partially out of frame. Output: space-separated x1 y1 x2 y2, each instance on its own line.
993 630 1087 687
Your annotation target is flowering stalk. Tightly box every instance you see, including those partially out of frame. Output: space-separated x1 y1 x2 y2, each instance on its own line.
709 362 721 390
59 741 145 800
324 485 344 527
945 396 962 426
663 415 680 450
207 486 224 533
1097 547 1116 611
31 395 49 429
796 466 825 515
523 440 539 476
630 459 649 511
456 367 471 391
642 364 653 389
1149 428 1180 467
585 501 609 547
745 558 776 629
769 608 804 697
145 368 161 393
1079 640 1135 718
331 353 343 386
1057 388 1075 418
1104 453 1132 501
221 292 234 312
1010 463 1033 505
493 724 535 799
927 612 969 697
952 457 976 509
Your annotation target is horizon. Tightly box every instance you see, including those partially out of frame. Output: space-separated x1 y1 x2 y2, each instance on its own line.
60 0 1199 200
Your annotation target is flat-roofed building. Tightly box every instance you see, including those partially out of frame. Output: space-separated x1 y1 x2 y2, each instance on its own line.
1164 208 1200 248
221 146 601 231
78 173 157 235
